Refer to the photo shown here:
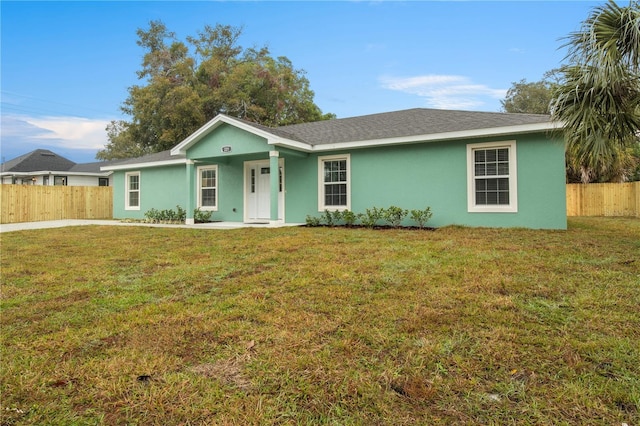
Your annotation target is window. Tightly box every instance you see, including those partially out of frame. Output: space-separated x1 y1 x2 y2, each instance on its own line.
197 166 218 210
125 172 140 210
467 141 517 213
318 154 350 211
99 178 109 187
250 168 256 193
54 175 67 186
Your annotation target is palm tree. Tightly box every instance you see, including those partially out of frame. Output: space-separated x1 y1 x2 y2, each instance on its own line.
552 0 640 182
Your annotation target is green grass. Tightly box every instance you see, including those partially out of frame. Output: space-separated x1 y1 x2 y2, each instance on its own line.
1 217 639 425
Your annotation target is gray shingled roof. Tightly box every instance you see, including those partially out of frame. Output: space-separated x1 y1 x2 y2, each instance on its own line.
104 149 186 167
1 149 76 172
271 108 552 145
1 149 115 174
69 161 114 173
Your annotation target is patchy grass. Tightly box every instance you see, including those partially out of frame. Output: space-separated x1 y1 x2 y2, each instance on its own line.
1 217 639 425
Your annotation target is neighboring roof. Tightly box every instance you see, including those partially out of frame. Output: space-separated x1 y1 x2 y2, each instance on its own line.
106 108 560 170
1 149 114 175
68 161 113 173
1 149 76 173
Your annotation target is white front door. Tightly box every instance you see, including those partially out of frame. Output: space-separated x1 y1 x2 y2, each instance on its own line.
245 160 284 222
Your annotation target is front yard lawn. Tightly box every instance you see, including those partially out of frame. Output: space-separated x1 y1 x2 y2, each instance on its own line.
1 217 639 425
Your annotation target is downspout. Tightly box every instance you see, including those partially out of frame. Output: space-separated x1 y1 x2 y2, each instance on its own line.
269 151 280 224
185 160 195 224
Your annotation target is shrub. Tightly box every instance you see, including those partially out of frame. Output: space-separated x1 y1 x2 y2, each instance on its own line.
323 209 342 226
306 215 321 227
144 205 187 223
175 205 186 221
361 207 384 228
342 210 357 227
410 207 433 228
144 208 161 223
332 210 344 225
383 205 408 228
194 208 213 223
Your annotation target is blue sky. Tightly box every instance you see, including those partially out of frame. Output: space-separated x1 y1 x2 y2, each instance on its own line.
1 1 599 163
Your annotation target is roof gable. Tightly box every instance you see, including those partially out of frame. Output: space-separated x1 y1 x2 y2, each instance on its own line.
171 114 299 155
187 123 272 159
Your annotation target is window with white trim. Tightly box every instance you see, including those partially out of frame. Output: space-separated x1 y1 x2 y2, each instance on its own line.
125 172 140 210
197 165 218 210
318 154 350 211
467 141 518 213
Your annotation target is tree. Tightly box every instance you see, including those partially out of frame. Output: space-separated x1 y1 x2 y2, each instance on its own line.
97 22 334 160
551 0 640 183
501 71 560 114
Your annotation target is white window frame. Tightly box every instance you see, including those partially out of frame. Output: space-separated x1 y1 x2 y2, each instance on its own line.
318 154 351 211
467 141 518 213
125 172 141 211
197 165 218 211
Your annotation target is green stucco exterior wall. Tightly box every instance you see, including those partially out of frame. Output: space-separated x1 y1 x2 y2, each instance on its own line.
111 128 566 229
112 164 186 220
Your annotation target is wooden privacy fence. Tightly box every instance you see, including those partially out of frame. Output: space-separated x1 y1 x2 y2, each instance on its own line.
566 182 640 217
1 185 113 224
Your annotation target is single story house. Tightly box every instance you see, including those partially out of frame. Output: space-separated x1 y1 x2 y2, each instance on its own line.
102 108 567 229
0 149 113 186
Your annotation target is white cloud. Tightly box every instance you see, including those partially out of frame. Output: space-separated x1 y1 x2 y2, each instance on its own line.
379 74 507 110
2 114 111 151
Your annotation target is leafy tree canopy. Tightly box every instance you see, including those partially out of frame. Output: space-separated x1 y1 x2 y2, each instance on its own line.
98 22 335 160
501 70 560 114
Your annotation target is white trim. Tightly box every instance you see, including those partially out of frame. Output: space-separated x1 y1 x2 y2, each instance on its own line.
0 170 112 177
318 154 351 212
101 158 187 171
467 140 518 213
196 165 218 211
125 171 141 211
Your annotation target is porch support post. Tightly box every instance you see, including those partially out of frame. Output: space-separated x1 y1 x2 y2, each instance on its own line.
185 160 195 225
269 151 279 224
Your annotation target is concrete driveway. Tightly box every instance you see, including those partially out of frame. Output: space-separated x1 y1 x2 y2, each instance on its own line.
0 219 302 233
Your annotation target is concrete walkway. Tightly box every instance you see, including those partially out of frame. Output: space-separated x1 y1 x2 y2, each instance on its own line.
0 219 303 233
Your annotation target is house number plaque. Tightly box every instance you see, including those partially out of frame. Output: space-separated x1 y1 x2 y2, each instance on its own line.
222 146 232 153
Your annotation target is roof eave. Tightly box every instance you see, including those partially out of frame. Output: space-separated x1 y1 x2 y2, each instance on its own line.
311 122 562 152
